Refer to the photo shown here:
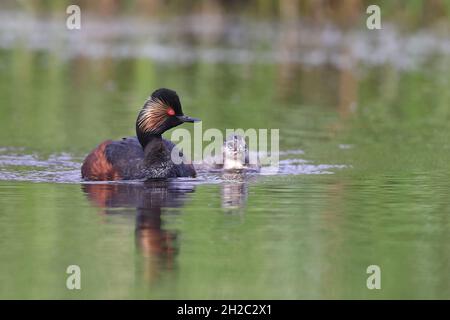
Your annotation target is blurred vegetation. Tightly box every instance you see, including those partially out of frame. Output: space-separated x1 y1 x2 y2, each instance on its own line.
0 0 448 168
0 0 448 29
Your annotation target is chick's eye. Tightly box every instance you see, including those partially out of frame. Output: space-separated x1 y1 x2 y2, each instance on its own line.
167 107 175 116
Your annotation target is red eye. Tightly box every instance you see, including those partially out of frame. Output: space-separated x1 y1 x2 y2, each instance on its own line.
167 107 175 116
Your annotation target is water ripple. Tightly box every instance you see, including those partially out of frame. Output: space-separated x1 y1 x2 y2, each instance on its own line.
0 149 347 184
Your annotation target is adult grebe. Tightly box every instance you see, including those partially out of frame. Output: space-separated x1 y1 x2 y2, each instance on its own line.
81 88 200 181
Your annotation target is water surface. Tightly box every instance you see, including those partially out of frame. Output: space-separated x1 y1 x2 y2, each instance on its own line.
0 7 449 299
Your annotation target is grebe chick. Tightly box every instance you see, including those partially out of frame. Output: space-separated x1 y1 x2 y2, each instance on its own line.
81 88 200 181
222 134 260 172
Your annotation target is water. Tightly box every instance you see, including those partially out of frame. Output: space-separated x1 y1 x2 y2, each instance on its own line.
0 7 450 299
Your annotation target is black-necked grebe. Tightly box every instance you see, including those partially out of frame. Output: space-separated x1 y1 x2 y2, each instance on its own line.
81 88 200 181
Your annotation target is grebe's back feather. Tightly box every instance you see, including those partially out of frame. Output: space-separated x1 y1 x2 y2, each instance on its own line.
104 136 195 180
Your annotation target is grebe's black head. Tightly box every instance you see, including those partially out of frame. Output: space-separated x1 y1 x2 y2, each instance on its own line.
136 88 200 147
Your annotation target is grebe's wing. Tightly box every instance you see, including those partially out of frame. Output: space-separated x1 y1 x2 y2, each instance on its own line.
105 137 144 160
104 137 145 179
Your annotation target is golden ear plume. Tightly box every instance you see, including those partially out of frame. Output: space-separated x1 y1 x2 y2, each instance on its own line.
137 98 168 133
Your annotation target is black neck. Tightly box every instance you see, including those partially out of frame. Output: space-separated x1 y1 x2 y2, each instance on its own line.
142 134 170 165
137 132 162 149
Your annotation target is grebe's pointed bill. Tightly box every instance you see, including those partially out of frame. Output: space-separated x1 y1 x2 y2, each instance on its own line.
177 115 201 123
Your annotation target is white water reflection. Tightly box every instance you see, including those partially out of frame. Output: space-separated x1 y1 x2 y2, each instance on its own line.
0 11 449 70
0 149 347 183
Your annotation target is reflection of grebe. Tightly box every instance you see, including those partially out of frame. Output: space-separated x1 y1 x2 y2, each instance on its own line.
221 176 249 214
81 88 200 181
81 181 194 283
205 134 258 213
